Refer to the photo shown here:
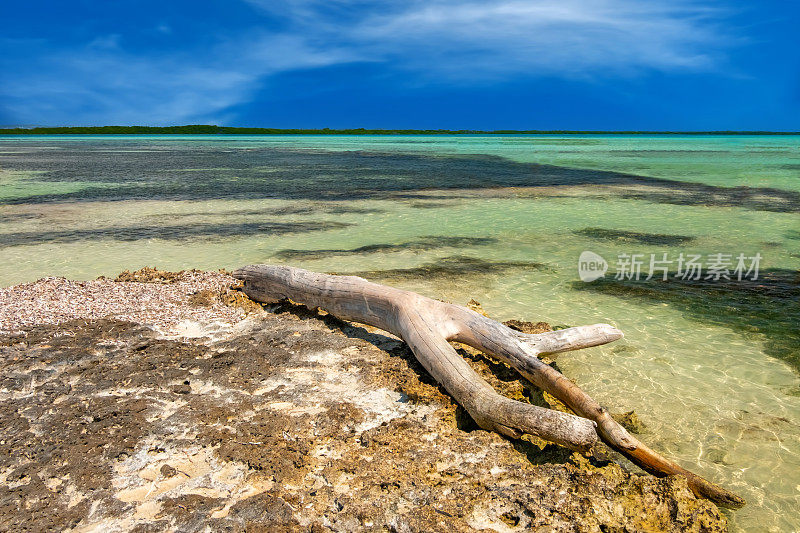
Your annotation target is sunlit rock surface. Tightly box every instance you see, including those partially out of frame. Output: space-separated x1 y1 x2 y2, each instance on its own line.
0 271 727 532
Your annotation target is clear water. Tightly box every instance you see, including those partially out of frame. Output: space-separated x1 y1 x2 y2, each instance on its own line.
1 135 798 530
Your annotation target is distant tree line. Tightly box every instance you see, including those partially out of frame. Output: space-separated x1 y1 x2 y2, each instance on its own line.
0 125 797 135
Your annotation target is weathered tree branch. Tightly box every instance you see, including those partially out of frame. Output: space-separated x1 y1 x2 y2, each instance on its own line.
233 264 745 509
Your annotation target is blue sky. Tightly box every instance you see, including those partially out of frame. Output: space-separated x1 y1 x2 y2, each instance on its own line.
0 0 798 130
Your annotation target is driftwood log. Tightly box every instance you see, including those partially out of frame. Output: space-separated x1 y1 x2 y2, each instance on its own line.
233 264 745 509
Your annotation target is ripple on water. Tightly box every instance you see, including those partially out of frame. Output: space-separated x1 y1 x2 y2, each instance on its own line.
1 136 799 531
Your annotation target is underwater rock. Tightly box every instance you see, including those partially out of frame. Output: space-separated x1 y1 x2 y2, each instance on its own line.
574 227 696 246
612 410 647 434
575 268 800 371
346 255 548 281
503 319 554 334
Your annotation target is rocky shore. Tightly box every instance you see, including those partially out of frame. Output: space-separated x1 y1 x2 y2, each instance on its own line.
0 269 727 532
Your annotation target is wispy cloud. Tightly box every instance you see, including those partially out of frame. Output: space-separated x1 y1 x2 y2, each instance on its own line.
356 0 726 77
0 0 731 125
248 0 728 78
0 33 353 125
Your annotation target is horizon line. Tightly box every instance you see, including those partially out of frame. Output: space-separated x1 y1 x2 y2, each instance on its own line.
1 125 799 135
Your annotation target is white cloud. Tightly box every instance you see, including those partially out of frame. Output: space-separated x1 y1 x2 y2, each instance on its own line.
0 0 730 125
249 0 728 79
357 0 725 77
0 34 354 125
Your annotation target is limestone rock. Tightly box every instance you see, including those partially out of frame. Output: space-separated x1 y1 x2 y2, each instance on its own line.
0 280 727 532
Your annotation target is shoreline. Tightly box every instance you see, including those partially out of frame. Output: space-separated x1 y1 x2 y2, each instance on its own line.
3 126 800 135
0 268 728 531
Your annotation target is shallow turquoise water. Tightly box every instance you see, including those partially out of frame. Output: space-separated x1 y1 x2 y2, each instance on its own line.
0 135 798 530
